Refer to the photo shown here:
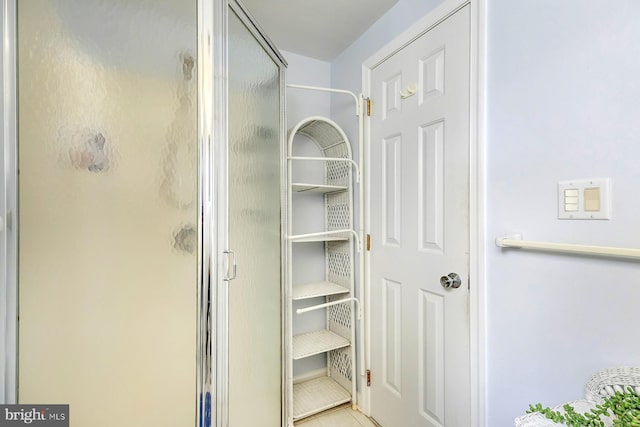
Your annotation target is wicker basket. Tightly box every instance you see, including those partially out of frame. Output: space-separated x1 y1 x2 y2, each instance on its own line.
514 367 640 427
514 400 606 427
584 366 640 403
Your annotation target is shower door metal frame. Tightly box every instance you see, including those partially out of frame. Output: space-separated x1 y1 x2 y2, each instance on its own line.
213 1 288 426
1 0 18 405
198 0 216 426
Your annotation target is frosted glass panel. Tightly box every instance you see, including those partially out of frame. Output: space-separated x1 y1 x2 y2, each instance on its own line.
228 9 282 427
17 1 198 426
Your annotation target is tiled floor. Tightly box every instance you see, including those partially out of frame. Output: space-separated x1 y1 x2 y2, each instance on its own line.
294 404 380 427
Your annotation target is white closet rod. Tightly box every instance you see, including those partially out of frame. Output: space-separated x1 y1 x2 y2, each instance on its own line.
495 234 640 259
287 84 360 115
296 297 362 320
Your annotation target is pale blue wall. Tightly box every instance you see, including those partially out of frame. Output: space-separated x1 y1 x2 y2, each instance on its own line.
486 1 640 424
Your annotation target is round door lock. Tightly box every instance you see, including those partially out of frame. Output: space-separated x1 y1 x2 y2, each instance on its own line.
440 272 462 289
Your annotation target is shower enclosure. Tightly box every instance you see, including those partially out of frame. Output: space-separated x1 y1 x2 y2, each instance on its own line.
0 1 286 426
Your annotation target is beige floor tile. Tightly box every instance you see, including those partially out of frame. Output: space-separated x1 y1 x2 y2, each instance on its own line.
296 406 380 427
315 408 362 427
347 408 379 427
294 419 323 427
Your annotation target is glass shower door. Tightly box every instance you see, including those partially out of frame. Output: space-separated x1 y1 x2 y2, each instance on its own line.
17 1 199 426
226 4 285 427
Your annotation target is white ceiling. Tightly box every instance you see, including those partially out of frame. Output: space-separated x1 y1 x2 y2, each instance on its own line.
240 0 400 61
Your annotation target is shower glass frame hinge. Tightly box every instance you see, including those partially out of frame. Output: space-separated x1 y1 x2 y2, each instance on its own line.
366 369 371 386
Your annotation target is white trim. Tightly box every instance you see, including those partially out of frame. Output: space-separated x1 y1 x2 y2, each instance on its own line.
361 0 487 425
361 58 371 416
469 0 488 425
363 0 470 70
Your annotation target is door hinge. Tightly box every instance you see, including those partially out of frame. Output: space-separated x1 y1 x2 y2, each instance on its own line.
366 98 372 116
366 369 372 386
366 234 371 251
468 276 471 290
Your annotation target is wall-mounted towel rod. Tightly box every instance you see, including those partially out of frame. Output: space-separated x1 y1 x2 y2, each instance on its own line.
495 233 640 260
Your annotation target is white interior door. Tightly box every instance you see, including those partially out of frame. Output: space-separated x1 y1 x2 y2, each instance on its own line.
369 5 470 427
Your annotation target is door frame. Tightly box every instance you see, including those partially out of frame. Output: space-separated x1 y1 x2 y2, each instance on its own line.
360 0 487 425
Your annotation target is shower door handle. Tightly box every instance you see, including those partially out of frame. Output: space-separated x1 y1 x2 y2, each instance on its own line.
223 250 237 281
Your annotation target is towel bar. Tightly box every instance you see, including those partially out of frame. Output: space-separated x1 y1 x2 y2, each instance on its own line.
496 233 640 260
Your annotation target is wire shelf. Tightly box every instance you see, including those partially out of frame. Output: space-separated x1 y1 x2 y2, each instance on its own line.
292 281 350 300
292 329 350 360
291 183 348 193
288 230 353 243
293 376 352 420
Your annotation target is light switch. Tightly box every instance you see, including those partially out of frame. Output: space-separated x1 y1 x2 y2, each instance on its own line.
584 187 601 212
563 188 579 212
558 178 611 220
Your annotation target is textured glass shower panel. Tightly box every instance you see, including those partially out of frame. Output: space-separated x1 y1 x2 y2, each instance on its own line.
228 9 282 427
17 1 198 426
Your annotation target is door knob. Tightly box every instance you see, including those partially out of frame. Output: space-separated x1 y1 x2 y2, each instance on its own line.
440 272 462 289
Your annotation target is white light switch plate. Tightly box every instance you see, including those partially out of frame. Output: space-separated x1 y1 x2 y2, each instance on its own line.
558 178 611 220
